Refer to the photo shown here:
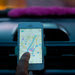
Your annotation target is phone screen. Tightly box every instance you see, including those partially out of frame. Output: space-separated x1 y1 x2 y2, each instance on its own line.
19 29 42 64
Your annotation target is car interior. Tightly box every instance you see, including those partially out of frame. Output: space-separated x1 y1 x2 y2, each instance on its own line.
0 0 75 75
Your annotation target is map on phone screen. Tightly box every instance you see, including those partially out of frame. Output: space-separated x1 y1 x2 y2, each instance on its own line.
19 29 42 63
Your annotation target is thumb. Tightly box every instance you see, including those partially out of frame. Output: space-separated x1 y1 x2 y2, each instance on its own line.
16 52 30 75
19 52 30 64
21 52 30 71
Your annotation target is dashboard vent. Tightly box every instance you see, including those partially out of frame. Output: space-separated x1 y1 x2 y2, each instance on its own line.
0 46 17 70
45 46 75 69
44 29 69 41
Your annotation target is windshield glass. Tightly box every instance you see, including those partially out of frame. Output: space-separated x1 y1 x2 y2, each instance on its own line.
0 0 75 10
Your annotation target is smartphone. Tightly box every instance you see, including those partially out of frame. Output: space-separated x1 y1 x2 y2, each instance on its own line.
18 22 44 70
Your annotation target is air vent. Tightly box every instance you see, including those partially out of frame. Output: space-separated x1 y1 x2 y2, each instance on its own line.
44 29 69 41
45 46 75 69
0 46 17 70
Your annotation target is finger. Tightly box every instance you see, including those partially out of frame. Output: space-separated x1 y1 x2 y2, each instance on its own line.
16 52 30 75
24 52 30 74
20 52 30 62
23 52 30 75
19 52 30 68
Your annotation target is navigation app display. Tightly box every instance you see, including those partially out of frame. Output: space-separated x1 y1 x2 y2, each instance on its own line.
19 29 42 63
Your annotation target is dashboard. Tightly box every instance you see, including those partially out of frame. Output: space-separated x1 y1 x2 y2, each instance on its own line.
0 18 75 75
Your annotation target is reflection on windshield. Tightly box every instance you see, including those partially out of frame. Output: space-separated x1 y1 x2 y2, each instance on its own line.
0 0 75 10
27 0 75 7
0 0 27 10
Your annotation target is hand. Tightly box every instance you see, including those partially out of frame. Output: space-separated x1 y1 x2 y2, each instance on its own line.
16 52 30 75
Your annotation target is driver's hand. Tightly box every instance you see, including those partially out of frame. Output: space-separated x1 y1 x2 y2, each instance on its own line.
16 52 30 75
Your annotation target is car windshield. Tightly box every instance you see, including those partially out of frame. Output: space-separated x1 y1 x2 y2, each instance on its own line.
0 0 75 10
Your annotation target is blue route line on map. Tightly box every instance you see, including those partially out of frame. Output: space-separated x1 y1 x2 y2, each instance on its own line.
32 43 41 55
32 48 35 55
27 35 37 52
